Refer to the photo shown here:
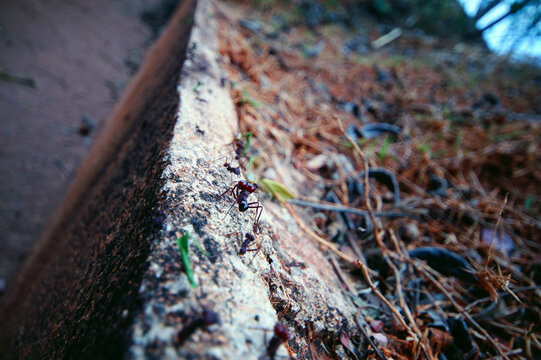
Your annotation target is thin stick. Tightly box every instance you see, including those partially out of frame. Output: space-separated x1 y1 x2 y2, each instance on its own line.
337 118 388 252
355 259 417 340
287 198 419 219
333 156 350 205
386 258 422 337
330 255 357 295
408 257 510 359
281 201 362 265
463 285 541 313
354 309 388 360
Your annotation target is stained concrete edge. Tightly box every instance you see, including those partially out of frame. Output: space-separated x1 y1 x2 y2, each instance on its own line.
0 0 196 358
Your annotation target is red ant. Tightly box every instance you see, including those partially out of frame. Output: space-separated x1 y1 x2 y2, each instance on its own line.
218 180 263 231
239 232 264 264
231 135 248 161
208 156 240 182
233 137 245 161
265 323 291 360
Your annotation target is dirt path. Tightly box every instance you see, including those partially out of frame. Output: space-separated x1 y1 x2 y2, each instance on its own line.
0 0 170 287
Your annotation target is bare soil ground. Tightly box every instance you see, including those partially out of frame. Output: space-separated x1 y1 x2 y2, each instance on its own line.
0 0 171 287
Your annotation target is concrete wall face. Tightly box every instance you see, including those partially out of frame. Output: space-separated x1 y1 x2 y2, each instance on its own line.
0 0 196 358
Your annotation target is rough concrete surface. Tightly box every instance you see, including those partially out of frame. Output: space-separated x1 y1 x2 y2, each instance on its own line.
129 1 359 359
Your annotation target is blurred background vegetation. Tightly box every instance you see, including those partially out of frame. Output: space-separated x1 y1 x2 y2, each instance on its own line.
262 0 541 62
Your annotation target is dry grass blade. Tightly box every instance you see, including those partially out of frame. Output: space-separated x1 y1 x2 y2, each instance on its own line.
215 4 541 358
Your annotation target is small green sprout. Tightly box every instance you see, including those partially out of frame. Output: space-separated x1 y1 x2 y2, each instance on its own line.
417 142 431 157
177 233 197 288
378 136 392 165
241 89 262 108
242 132 252 155
245 155 254 170
524 195 535 211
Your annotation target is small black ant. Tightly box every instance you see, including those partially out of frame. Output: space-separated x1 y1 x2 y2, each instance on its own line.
265 323 290 360
195 125 205 135
239 232 263 265
239 232 256 255
151 209 166 230
229 133 252 169
176 307 219 345
221 232 261 264
218 180 263 230
223 158 241 177
232 137 246 161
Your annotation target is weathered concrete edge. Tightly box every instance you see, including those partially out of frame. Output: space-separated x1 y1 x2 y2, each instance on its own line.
0 1 196 358
127 1 360 358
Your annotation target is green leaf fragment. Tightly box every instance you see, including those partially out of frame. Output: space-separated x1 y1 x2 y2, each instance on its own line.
241 89 262 108
242 131 252 150
259 178 296 201
524 195 535 211
193 237 209 257
246 155 254 170
378 136 392 164
177 233 197 288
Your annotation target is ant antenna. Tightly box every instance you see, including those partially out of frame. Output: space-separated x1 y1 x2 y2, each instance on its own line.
221 201 237 222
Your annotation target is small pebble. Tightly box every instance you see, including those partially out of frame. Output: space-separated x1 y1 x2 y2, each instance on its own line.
370 319 384 332
79 115 95 136
401 222 420 242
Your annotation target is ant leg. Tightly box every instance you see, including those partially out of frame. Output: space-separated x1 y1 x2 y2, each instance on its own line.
219 184 239 221
221 200 237 222
208 232 240 262
246 202 263 233
246 202 263 223
245 242 262 266
235 183 240 201
223 232 243 253
254 205 263 233
217 183 238 200
217 187 232 200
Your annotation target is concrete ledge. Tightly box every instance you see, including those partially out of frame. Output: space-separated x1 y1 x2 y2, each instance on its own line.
128 1 358 359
